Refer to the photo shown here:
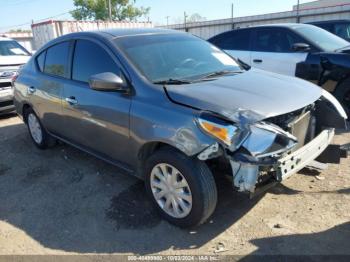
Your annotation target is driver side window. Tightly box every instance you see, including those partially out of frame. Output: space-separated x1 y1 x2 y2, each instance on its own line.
254 28 305 53
72 40 121 83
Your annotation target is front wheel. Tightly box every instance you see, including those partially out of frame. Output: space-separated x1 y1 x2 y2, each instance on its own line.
145 148 218 228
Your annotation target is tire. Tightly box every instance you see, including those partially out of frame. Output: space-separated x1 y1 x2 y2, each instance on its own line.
24 108 56 149
334 80 350 118
145 147 218 228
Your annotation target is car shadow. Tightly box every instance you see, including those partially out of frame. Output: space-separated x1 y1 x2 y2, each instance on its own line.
270 183 350 196
240 222 350 257
0 121 264 254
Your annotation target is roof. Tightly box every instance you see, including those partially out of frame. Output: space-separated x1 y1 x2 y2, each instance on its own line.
36 28 187 54
98 28 184 38
54 28 185 42
250 23 315 28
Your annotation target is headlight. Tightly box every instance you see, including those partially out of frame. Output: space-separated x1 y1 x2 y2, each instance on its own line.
242 122 298 158
198 119 235 145
198 115 239 146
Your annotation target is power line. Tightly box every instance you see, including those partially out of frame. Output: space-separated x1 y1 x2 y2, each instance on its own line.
0 10 72 32
1 0 40 7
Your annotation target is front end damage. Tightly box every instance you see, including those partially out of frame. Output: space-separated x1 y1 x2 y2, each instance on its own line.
197 91 347 195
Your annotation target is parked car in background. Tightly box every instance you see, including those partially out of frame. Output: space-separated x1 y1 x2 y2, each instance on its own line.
309 20 350 42
208 24 350 115
0 36 31 114
14 29 347 227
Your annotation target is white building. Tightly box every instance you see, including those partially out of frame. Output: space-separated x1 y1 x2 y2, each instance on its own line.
162 1 350 39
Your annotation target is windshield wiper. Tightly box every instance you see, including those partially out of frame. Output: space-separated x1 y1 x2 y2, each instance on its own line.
153 79 192 85
198 70 242 81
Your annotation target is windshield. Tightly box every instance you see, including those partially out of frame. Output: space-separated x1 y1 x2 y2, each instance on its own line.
293 25 349 52
115 34 242 83
0 40 30 56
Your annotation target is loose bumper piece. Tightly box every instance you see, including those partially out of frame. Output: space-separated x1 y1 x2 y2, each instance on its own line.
277 128 335 181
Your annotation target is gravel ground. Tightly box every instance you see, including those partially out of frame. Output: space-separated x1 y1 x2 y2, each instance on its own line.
0 114 349 256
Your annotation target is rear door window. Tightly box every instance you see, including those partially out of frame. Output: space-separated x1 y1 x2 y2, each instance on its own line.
72 39 121 83
212 30 251 51
36 51 46 72
44 42 70 78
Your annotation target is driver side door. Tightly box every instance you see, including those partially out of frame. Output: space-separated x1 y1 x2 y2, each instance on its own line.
61 39 132 168
250 28 309 76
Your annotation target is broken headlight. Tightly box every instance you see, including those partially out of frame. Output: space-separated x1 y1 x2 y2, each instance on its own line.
198 114 247 147
242 122 298 158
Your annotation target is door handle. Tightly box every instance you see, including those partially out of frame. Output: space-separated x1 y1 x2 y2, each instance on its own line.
28 86 36 94
253 59 263 63
65 97 78 106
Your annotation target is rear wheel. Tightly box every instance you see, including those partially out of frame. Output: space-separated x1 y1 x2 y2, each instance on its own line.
335 80 350 118
25 108 56 149
145 148 217 228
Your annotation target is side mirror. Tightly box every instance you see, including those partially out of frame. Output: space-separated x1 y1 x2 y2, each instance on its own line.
292 43 311 52
89 72 128 92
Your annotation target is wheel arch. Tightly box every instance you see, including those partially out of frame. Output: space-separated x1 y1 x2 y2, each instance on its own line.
22 103 32 123
137 141 188 178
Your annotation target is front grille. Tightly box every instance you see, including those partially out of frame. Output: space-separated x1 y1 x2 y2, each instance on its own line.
289 111 312 150
0 100 13 107
267 106 314 149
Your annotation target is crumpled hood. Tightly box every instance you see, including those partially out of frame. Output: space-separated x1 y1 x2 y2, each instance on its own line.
165 69 322 123
0 55 30 66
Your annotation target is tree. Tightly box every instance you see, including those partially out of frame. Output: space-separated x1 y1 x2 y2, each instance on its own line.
9 29 32 33
71 0 150 21
187 13 206 23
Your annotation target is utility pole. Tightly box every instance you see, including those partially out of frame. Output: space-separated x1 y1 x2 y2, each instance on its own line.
166 16 170 26
296 0 300 23
108 0 112 21
184 12 188 31
231 3 234 29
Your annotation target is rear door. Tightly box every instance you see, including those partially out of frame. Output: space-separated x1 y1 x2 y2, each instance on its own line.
210 29 252 65
61 38 132 167
31 41 72 136
250 27 309 76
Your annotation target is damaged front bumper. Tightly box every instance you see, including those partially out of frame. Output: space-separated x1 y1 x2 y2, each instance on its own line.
227 128 334 194
196 92 346 195
277 128 334 181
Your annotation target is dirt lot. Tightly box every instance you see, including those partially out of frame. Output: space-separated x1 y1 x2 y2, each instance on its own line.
0 114 349 256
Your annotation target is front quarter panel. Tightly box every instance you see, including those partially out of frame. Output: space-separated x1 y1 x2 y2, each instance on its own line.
129 87 216 171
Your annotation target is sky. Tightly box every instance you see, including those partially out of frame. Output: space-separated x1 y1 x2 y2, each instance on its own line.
0 0 314 32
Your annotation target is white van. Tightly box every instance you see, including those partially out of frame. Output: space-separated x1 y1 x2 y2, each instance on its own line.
0 37 31 114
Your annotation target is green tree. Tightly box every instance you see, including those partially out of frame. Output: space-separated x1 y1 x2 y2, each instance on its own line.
71 0 150 21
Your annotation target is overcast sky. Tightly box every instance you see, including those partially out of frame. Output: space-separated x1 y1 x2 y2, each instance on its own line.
0 0 314 32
